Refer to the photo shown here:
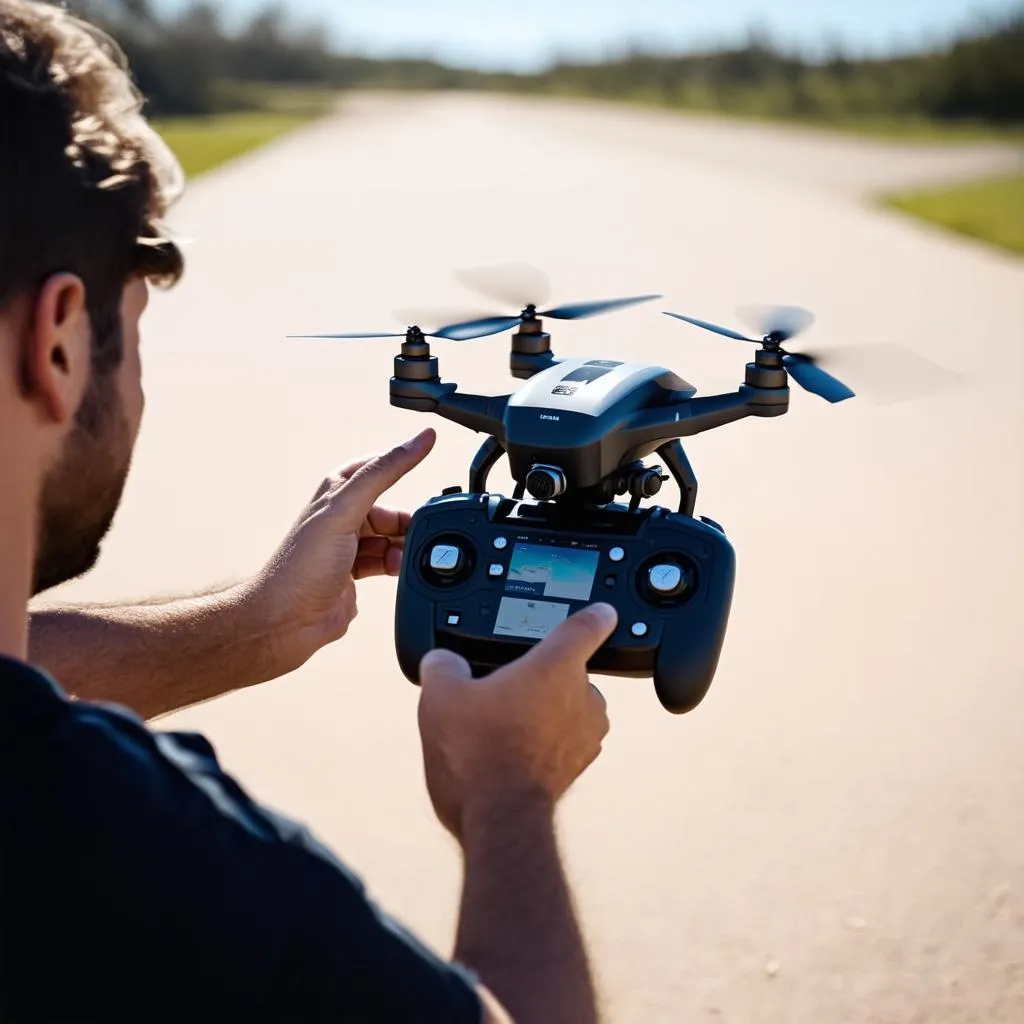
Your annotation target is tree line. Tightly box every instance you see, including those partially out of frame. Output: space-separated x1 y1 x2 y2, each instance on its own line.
66 0 1024 125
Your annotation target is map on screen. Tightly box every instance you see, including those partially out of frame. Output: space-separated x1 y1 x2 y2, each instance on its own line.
493 597 570 640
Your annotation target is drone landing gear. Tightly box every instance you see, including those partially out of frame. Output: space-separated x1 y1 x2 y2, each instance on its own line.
466 435 699 518
657 440 698 517
469 436 505 494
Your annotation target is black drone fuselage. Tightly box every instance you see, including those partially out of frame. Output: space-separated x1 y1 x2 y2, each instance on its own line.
388 323 791 514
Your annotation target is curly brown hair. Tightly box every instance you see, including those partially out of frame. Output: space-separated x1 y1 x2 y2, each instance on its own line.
0 0 185 373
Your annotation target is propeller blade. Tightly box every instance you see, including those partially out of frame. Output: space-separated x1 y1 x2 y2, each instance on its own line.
783 354 855 403
287 332 405 339
453 262 551 309
432 316 524 340
787 343 967 405
662 311 758 343
738 304 815 341
543 294 662 320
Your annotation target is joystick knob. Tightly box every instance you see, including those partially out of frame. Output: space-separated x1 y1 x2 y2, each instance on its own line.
428 543 464 577
646 562 688 598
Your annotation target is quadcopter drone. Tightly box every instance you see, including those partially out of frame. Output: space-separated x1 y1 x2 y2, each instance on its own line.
290 265 859 714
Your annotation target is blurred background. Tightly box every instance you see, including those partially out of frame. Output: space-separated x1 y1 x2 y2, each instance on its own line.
40 3 1024 1022
70 0 1023 251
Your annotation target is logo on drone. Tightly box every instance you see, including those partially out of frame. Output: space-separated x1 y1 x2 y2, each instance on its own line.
551 384 579 396
539 413 560 422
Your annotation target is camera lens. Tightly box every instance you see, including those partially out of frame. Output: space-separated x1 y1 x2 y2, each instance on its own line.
526 465 566 500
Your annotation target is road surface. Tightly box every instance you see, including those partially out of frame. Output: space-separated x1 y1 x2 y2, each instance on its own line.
42 93 1024 1022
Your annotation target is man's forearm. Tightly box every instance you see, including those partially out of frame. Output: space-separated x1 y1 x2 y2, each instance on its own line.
27 584 274 721
454 791 600 1024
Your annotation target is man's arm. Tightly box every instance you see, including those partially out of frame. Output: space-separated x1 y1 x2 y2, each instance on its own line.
455 792 598 1024
417 604 618 1024
27 584 276 720
27 429 436 720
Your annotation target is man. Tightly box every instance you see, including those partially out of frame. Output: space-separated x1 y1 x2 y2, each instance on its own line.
0 3 617 1021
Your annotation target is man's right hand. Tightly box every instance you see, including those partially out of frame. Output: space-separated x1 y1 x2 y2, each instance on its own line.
417 603 616 839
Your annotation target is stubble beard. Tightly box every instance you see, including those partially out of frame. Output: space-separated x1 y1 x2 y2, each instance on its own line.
32 368 134 596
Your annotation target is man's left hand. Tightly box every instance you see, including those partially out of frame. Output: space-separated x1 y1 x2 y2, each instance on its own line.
246 427 436 679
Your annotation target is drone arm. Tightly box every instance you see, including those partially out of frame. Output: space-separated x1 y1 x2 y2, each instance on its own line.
433 391 509 442
622 386 786 450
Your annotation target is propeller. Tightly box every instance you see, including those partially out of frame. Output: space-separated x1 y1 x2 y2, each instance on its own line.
287 317 514 343
290 262 661 344
425 261 662 340
663 305 855 404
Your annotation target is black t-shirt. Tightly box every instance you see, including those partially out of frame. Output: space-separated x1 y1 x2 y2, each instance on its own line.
0 655 482 1023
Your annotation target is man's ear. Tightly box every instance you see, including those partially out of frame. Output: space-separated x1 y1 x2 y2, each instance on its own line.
23 273 92 424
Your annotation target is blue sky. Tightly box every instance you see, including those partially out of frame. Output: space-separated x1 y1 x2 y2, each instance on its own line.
160 0 1022 71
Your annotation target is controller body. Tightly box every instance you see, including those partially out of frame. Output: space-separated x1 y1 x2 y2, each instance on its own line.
395 491 735 713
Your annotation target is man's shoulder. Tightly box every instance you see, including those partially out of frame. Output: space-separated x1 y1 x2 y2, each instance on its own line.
1 656 484 1022
2 653 364 889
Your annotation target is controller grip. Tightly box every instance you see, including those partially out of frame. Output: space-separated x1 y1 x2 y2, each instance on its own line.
653 548 735 713
395 596 436 684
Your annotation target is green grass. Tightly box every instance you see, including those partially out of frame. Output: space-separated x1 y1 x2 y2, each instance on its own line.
152 86 338 178
502 86 1024 144
884 172 1024 255
625 95 1024 144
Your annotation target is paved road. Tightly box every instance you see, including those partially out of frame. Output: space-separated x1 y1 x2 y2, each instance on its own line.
43 94 1024 1022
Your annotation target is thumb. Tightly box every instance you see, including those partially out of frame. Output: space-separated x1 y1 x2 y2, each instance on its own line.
420 646 473 685
518 602 618 678
338 429 436 521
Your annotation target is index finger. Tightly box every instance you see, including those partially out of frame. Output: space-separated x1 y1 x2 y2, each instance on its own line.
337 428 436 521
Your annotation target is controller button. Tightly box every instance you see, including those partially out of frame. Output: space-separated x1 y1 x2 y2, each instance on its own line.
609 546 625 563
647 563 685 596
446 613 460 626
493 536 508 550
488 563 504 578
630 621 649 638
429 544 463 576
604 574 617 587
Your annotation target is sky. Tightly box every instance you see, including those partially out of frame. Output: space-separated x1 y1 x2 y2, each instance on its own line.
159 0 1023 71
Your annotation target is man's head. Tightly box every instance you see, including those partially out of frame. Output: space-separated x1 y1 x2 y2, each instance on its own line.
0 0 184 595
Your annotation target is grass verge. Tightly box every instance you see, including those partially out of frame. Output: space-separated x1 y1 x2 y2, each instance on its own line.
152 86 338 178
883 172 1024 256
504 87 1024 144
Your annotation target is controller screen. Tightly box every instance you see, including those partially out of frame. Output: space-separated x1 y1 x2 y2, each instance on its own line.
493 543 599 641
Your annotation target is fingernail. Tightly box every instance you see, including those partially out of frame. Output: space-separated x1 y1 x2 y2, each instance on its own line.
587 603 618 629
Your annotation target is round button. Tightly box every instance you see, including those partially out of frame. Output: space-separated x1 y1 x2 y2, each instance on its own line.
429 543 463 576
647 563 684 596
630 622 648 638
493 536 508 550
609 546 625 563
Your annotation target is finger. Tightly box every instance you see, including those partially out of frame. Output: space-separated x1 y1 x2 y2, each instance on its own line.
420 646 473 684
365 505 412 538
384 545 403 576
516 603 618 679
589 682 607 710
357 535 391 558
352 555 386 579
311 459 372 502
337 429 436 524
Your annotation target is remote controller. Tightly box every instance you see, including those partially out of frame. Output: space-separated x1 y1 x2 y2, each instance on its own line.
292 266 857 713
395 492 735 713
